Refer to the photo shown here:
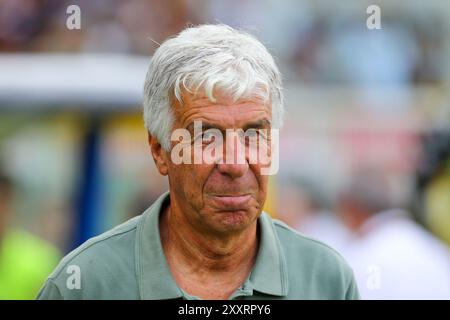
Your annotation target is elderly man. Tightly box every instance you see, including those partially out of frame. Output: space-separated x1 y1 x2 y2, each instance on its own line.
37 24 359 300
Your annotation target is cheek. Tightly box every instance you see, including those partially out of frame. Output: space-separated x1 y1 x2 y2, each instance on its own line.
168 162 214 204
250 164 268 197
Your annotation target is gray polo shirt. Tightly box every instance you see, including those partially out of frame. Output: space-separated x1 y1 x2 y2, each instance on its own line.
37 191 359 300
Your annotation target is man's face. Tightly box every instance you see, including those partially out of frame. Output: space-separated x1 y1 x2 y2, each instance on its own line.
160 90 273 235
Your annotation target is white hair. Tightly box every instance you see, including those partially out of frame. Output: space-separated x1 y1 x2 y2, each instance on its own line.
143 24 284 151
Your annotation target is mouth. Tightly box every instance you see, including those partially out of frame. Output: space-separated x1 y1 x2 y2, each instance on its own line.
208 194 252 210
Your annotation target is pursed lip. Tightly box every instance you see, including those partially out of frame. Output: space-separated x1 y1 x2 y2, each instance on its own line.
208 193 252 210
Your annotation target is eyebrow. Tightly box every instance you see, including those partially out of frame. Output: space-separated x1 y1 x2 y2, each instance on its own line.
185 122 221 133
242 119 271 131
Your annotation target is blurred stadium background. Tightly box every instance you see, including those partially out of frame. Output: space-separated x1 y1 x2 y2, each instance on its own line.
0 0 449 299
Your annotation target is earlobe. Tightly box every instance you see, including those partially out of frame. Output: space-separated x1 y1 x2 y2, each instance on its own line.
148 132 169 176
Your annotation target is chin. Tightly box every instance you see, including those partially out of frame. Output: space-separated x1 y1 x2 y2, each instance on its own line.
213 209 256 233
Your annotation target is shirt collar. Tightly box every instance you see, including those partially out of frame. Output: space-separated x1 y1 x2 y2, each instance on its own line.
136 191 288 299
249 211 289 296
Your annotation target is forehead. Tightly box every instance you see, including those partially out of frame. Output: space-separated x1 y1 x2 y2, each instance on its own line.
173 89 272 129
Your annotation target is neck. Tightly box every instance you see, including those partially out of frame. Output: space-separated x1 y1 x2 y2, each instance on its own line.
160 202 259 275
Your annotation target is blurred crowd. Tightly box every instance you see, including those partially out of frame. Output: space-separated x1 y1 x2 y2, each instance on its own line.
278 166 450 299
0 0 450 299
1 0 449 84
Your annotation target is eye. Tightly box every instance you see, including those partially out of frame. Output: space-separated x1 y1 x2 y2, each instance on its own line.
203 131 216 142
193 130 217 145
243 129 259 145
258 129 269 140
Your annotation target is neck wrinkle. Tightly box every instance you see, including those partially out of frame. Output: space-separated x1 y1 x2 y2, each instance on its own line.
161 200 259 274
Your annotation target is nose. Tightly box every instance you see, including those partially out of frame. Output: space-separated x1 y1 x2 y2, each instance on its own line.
217 162 249 178
216 131 249 178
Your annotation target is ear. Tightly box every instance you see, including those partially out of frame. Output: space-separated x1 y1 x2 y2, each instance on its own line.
148 132 169 176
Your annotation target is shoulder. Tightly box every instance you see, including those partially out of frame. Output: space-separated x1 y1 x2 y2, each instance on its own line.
50 215 140 279
272 218 347 263
270 217 359 299
37 216 141 299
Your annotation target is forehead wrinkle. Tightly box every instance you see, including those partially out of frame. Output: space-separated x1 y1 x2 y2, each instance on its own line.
175 90 272 129
182 110 271 133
